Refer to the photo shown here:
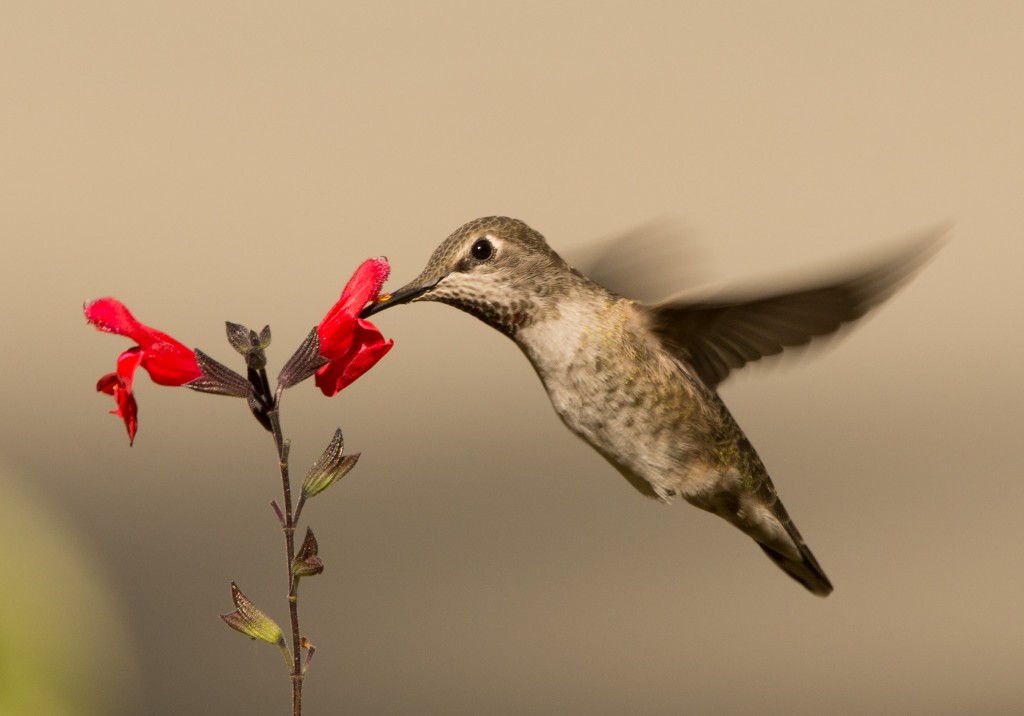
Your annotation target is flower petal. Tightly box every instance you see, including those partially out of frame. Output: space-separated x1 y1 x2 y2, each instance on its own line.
85 297 202 386
84 298 144 339
314 320 393 397
95 348 144 444
140 338 202 386
318 258 390 355
317 320 356 362
87 299 204 443
115 346 144 390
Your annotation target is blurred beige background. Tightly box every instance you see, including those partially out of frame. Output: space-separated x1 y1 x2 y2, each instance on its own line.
2 2 1022 714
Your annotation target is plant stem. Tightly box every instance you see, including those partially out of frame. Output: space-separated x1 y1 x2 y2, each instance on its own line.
269 407 303 716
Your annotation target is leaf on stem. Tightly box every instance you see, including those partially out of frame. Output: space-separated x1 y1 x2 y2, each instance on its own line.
301 429 360 502
188 349 252 398
220 582 289 664
225 322 270 370
301 637 316 675
277 327 329 390
293 527 324 579
258 324 272 348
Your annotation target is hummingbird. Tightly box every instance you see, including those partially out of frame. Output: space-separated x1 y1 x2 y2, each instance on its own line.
361 217 938 596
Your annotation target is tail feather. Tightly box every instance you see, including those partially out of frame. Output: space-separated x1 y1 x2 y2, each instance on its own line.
682 402 836 596
754 482 834 596
758 541 833 597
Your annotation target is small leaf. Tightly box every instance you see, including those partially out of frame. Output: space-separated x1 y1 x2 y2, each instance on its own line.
225 321 268 370
293 527 324 579
225 322 252 355
188 349 251 398
301 428 360 501
245 334 267 370
220 582 287 652
277 327 329 390
301 637 316 675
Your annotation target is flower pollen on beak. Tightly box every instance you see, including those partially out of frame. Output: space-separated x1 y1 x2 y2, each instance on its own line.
357 275 441 319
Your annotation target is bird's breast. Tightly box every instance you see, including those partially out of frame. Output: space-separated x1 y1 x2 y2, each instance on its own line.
516 299 717 496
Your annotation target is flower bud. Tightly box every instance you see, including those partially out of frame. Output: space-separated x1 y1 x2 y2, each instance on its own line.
301 429 360 502
220 582 289 665
293 528 324 579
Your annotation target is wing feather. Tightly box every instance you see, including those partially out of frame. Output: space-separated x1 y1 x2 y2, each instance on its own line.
645 231 944 390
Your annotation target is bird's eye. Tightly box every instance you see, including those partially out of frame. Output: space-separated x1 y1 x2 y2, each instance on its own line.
471 238 494 261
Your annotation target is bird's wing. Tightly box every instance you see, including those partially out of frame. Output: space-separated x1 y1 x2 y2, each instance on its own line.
567 218 704 304
644 230 944 391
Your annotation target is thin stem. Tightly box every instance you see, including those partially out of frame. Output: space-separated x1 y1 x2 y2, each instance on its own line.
268 403 303 716
271 499 286 529
293 494 307 526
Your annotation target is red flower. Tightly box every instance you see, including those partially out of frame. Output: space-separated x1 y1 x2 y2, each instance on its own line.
315 258 394 396
85 298 203 444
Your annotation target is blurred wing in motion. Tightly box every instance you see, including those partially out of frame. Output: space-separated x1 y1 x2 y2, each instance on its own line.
567 218 706 304
645 227 946 390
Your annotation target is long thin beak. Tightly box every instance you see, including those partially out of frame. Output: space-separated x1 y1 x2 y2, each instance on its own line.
359 276 441 318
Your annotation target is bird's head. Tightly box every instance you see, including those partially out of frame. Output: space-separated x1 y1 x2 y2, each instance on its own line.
360 216 571 334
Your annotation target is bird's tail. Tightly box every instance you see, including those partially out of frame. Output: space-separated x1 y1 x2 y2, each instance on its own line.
696 402 835 596
751 475 834 596
757 539 833 597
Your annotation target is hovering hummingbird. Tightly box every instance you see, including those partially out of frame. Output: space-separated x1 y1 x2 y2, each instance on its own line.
361 217 939 596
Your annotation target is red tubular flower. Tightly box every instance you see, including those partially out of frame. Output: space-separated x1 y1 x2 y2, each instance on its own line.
315 258 394 396
85 298 203 444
